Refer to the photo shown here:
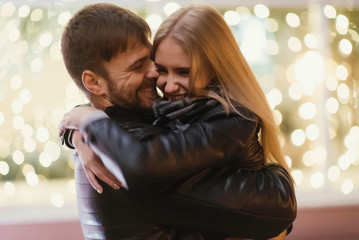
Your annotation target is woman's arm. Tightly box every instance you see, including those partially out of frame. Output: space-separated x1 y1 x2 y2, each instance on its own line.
80 115 264 193
72 129 122 193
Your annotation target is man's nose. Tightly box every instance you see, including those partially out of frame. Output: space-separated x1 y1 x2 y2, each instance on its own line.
146 62 159 79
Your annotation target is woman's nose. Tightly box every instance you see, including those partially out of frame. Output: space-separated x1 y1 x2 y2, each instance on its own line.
164 76 179 93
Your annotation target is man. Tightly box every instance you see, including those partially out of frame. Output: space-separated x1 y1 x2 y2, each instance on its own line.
60 3 295 240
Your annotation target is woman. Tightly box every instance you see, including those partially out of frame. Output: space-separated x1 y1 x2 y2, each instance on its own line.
60 4 296 239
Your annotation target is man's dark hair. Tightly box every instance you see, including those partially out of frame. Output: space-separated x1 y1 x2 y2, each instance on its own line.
61 3 151 95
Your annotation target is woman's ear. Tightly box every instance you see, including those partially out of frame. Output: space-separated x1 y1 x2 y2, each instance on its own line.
82 70 106 95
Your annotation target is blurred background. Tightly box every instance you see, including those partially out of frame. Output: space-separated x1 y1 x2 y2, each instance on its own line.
0 0 358 239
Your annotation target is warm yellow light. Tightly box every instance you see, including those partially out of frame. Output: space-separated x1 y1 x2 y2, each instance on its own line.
266 88 282 108
19 89 32 104
51 193 64 208
302 146 327 167
4 182 16 196
39 152 52 168
266 40 279 55
0 139 10 159
24 139 36 153
30 57 43 72
288 37 302 52
325 97 339 114
339 39 353 55
44 141 61 161
341 179 354 195
236 6 250 15
291 129 306 146
224 10 240 26
291 169 303 185
288 83 303 100
13 115 24 130
303 150 316 167
264 18 278 32
325 75 338 91
328 165 340 181
295 51 325 94
338 154 351 170
286 13 300 28
324 5 336 19
22 164 35 175
146 14 162 30
26 172 39 187
18 5 30 18
304 33 318 49
344 126 359 149
336 65 349 80
336 14 349 35
8 28 20 42
273 109 282 125
298 102 316 120
10 75 22 90
36 126 50 143
0 161 10 175
30 9 43 22
310 172 324 188
306 124 319 141
39 32 53 48
2 1 16 17
58 11 71 26
163 2 181 16
337 83 350 104
12 150 25 165
285 156 292 168
11 99 23 114
254 4 269 19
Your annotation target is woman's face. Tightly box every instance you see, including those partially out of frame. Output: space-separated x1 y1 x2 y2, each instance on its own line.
154 37 190 101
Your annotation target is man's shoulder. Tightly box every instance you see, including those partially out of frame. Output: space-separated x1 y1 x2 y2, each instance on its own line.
105 106 150 123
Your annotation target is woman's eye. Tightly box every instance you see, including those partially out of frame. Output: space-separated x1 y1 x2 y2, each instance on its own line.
180 70 190 76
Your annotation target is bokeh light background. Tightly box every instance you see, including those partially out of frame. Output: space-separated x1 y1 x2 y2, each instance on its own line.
0 0 358 222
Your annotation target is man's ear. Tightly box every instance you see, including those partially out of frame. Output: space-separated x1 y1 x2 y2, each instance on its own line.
82 70 106 95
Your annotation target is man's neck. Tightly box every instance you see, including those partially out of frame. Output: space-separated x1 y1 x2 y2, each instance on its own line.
88 94 113 111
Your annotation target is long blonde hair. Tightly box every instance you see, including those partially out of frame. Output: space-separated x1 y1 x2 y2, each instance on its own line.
152 4 289 171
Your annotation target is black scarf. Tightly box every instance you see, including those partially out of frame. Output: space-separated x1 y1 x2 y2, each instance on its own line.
151 97 226 132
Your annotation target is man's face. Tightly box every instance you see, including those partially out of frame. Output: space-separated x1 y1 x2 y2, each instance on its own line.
103 43 159 111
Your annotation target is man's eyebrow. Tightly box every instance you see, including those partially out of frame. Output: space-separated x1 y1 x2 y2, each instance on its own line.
127 56 147 70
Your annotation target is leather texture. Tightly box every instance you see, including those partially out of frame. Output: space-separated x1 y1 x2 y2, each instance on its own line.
77 105 296 239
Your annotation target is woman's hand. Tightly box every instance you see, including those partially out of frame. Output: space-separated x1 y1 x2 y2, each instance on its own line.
58 106 97 137
72 130 122 193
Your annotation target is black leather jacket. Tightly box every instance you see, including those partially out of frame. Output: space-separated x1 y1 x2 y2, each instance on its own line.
75 104 296 239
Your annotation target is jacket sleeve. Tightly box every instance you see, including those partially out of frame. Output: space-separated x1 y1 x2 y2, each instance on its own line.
140 164 296 239
81 115 264 193
81 116 297 238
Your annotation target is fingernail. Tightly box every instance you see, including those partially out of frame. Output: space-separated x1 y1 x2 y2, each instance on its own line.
97 189 103 194
113 184 120 190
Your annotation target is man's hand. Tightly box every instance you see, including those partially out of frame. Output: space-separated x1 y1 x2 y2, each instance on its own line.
72 130 122 193
58 106 98 137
